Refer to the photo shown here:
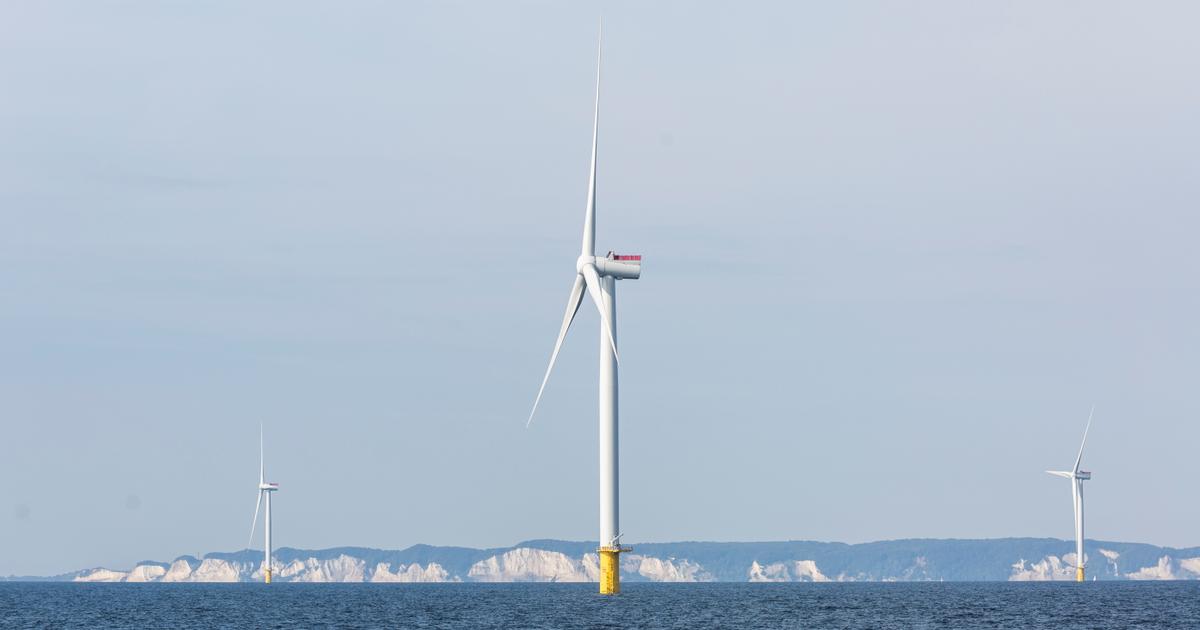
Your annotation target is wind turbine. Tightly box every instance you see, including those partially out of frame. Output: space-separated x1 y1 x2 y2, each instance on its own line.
527 23 642 596
248 425 280 583
1046 406 1093 582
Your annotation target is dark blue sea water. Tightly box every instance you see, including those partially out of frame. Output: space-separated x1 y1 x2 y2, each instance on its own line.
1 582 1198 629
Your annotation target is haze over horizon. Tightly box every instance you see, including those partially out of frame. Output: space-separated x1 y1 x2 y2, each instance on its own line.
2 1 1198 576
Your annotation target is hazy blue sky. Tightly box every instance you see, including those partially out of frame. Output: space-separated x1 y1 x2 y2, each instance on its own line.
2 1 1198 576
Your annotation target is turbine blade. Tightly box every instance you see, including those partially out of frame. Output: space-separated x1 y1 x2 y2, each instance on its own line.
580 264 619 363
1073 405 1094 473
259 423 265 485
580 22 601 257
1046 470 1073 479
248 490 262 549
528 274 587 427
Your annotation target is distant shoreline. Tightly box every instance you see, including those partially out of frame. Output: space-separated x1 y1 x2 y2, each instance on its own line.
11 537 1200 583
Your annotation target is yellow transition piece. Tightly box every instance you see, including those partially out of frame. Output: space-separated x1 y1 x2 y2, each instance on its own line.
265 569 272 584
1075 566 1084 582
599 547 624 595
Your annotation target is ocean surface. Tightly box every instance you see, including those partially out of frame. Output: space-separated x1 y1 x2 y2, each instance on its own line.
2 582 1198 629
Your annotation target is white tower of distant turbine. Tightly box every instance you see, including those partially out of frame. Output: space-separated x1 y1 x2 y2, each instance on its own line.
248 425 280 584
527 23 641 596
1046 406 1093 583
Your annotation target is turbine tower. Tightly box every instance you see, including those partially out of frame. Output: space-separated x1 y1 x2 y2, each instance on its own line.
527 23 642 596
1046 406 1093 582
248 425 280 584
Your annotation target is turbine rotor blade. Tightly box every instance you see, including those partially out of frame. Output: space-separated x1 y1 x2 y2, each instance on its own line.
1073 405 1094 473
248 490 262 549
1046 470 1073 479
580 264 619 363
528 274 587 427
259 423 265 485
580 23 601 257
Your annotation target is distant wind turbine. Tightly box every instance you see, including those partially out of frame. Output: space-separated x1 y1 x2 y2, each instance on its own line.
248 425 280 584
527 22 642 596
1046 406 1094 582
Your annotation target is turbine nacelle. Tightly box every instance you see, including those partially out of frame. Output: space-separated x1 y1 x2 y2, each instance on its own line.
577 253 643 279
1045 470 1091 481
596 252 642 279
259 482 280 491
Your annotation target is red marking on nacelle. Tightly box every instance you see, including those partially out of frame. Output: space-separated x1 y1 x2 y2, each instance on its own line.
612 255 641 261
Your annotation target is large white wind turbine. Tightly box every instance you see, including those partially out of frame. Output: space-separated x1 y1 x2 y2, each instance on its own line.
248 425 280 584
527 23 642 596
1046 406 1093 582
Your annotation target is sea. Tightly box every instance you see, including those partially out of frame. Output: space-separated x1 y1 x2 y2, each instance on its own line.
1 582 1198 629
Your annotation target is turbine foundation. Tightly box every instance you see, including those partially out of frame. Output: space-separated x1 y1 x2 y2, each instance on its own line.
1076 566 1084 582
598 546 624 595
265 568 272 584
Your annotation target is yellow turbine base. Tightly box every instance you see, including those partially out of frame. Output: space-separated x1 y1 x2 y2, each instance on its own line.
265 569 272 584
1076 567 1084 582
599 547 622 595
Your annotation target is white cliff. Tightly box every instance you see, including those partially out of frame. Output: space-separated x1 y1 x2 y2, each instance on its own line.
279 555 367 583
1126 556 1178 580
369 562 454 583
1098 548 1121 577
124 564 167 582
748 560 831 582
73 568 129 583
467 548 596 582
1123 556 1200 580
1009 554 1080 581
161 559 196 582
898 556 936 581
190 558 249 582
625 554 714 582
1179 558 1200 577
